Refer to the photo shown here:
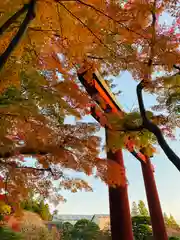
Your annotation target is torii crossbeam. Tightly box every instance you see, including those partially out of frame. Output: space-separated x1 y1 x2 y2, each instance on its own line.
77 64 168 240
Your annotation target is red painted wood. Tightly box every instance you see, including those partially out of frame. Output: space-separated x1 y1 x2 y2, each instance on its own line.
141 158 168 240
107 148 134 240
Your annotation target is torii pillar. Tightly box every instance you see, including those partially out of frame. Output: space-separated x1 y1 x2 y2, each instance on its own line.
106 131 134 240
141 157 168 240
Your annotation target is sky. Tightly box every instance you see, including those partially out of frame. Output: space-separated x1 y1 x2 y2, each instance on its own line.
56 70 180 221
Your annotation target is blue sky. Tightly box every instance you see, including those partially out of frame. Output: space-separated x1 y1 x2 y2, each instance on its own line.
56 71 180 221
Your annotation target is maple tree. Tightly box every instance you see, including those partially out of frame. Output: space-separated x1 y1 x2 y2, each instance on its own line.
0 0 133 209
0 71 103 209
164 213 180 230
0 0 179 210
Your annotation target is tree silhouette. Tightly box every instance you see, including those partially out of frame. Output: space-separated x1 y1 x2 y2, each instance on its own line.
138 201 149 217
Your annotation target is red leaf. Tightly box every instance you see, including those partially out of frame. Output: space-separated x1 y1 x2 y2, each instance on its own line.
11 222 20 232
0 194 5 201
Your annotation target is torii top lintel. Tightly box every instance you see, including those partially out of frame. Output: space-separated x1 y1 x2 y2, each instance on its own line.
77 64 150 164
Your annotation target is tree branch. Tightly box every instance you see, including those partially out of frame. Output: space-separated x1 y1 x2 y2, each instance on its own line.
146 0 157 77
173 65 180 72
112 125 144 133
0 147 48 159
0 0 36 71
130 150 146 163
0 159 55 175
136 81 180 171
0 145 68 178
17 166 53 173
58 2 117 58
0 4 29 36
74 0 148 40
86 55 104 60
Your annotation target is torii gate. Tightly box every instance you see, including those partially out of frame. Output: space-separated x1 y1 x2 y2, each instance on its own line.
77 64 168 240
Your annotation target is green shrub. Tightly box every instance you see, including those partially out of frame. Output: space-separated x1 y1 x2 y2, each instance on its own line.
0 226 22 240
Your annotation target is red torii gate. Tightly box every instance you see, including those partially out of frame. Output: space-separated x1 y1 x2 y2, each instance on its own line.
77 64 168 240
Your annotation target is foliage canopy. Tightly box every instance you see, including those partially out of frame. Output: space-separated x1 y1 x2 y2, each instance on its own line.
0 0 179 207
